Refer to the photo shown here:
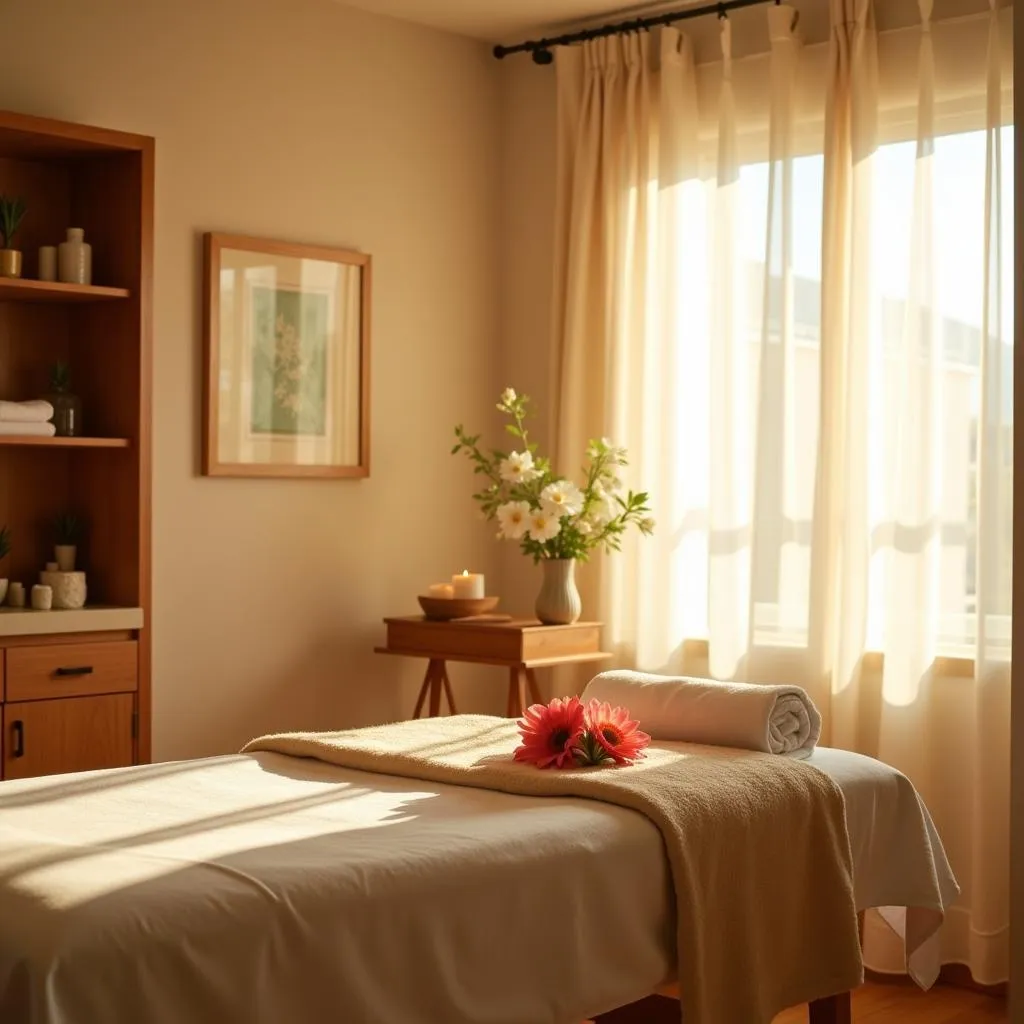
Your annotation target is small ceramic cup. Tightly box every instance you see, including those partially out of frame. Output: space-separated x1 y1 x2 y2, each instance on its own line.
8 582 24 608
31 584 53 610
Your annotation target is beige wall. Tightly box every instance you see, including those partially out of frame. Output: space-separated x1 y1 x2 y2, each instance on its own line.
497 60 558 622
0 0 503 759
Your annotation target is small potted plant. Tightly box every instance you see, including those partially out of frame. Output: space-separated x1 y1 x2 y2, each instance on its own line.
54 511 81 572
48 361 81 437
0 525 10 605
0 195 27 279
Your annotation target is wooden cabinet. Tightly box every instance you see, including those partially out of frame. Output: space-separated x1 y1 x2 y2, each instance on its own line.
0 109 152 782
2 692 134 780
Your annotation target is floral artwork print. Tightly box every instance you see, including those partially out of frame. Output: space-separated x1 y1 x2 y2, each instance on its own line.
249 285 329 437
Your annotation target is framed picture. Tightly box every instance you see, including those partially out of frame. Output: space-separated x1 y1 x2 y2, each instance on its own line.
202 233 371 478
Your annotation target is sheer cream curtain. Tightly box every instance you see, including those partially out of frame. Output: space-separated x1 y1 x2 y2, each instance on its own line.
551 0 1012 985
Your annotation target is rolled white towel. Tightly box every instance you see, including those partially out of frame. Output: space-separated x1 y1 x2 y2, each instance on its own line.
0 400 53 423
0 421 56 437
582 670 822 758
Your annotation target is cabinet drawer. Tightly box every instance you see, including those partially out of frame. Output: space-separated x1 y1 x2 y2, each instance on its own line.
5 642 138 701
3 695 135 780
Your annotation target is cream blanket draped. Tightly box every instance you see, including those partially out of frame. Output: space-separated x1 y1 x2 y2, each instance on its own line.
243 716 862 1024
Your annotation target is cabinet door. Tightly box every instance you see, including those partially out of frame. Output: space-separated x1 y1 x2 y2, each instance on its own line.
2 694 134 781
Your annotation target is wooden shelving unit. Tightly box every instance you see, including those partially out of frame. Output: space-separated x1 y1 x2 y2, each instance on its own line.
0 108 153 778
0 436 129 448
0 278 130 302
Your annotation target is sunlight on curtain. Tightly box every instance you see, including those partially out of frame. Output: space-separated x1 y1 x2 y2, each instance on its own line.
551 0 1013 984
707 17 750 679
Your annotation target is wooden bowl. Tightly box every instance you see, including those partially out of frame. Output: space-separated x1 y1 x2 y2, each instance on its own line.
418 595 500 621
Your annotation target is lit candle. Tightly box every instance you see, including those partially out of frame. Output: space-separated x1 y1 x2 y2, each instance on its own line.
451 569 485 599
427 583 454 599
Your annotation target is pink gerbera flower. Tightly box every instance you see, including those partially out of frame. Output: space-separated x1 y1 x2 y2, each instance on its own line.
583 700 651 765
514 696 586 769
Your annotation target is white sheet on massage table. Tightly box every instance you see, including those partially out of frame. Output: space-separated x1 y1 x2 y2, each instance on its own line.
0 745 957 1024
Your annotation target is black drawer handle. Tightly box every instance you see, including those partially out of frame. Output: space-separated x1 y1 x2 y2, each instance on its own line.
11 720 24 758
55 666 94 677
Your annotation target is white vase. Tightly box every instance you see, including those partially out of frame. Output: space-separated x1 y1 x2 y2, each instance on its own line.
535 558 583 625
58 228 91 285
55 545 76 572
39 570 86 610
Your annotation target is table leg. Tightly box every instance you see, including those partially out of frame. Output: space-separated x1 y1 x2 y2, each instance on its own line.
412 663 433 719
524 667 543 707
505 667 529 718
440 663 458 714
592 995 678 1022
808 992 852 1024
506 668 526 718
427 659 443 717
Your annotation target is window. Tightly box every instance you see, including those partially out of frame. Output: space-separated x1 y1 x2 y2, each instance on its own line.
666 128 1013 660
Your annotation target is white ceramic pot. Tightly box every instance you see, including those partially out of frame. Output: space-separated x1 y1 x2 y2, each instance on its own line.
38 245 57 281
58 228 92 285
31 584 53 611
39 570 86 610
55 545 76 572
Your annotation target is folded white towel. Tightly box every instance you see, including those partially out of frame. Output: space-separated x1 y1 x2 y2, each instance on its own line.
0 421 56 437
0 400 53 423
582 670 822 758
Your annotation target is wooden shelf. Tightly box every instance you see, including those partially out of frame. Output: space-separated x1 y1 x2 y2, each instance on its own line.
0 435 129 448
0 277 129 303
0 606 144 638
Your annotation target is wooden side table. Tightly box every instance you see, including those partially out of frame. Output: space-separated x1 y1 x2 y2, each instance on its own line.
375 617 612 719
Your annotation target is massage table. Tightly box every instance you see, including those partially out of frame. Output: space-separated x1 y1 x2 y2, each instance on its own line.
0 735 957 1024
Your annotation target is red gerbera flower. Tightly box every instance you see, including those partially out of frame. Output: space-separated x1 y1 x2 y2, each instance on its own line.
583 700 651 765
513 696 586 769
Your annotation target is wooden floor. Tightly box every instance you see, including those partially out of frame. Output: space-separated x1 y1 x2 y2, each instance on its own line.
772 982 1007 1023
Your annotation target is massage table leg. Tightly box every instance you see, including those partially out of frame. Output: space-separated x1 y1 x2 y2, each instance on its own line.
808 992 852 1023
591 990 853 1023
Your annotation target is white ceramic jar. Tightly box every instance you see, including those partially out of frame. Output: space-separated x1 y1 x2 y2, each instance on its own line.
39 570 86 610
58 228 92 285
38 245 57 281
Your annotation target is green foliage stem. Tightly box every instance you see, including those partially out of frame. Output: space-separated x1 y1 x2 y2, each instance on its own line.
0 195 26 249
452 390 654 564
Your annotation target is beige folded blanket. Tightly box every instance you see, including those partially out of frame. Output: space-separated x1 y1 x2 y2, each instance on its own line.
243 716 862 1024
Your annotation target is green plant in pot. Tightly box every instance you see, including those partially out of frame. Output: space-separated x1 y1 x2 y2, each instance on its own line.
54 511 81 572
48 360 81 437
0 525 10 605
0 195 27 279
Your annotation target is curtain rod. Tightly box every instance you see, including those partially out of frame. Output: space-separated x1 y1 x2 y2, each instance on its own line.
493 0 777 62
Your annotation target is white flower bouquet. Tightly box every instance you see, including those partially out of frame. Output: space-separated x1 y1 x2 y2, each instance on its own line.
452 388 654 563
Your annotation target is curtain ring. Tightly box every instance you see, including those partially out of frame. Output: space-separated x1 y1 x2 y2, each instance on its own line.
717 3 728 20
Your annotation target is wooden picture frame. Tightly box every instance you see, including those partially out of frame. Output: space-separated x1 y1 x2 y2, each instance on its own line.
202 232 371 478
